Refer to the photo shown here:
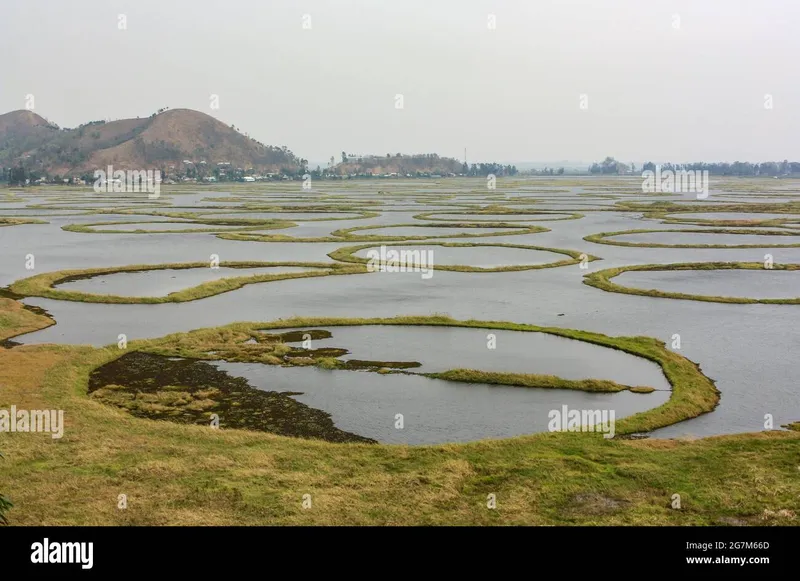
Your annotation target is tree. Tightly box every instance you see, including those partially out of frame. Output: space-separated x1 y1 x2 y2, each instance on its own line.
9 165 27 186
341 151 347 164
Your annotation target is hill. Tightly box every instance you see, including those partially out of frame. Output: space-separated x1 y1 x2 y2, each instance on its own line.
0 108 302 177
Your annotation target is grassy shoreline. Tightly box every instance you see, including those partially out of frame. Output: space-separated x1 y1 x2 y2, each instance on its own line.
0 310 796 525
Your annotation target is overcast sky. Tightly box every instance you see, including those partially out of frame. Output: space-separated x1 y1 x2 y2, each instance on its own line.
1 0 797 164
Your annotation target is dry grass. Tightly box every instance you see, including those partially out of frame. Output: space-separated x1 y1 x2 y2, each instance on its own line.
1 337 797 526
0 297 54 341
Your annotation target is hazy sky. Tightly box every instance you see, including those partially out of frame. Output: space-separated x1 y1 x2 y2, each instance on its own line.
2 0 798 164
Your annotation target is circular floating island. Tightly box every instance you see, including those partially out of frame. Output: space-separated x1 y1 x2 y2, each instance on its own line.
84 317 718 444
61 218 297 234
584 228 800 248
584 262 800 304
158 209 378 222
329 241 599 272
9 261 367 304
216 221 550 243
333 222 548 241
412 210 583 222
645 209 800 227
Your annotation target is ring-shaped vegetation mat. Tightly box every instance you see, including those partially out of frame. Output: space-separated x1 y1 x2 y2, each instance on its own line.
328 242 600 272
584 262 800 304
60 219 298 234
9 261 367 304
584 228 800 248
150 209 380 222
0 217 47 227
89 315 719 439
412 209 584 222
615 201 800 227
217 221 549 243
30 200 173 210
331 222 549 241
653 213 800 228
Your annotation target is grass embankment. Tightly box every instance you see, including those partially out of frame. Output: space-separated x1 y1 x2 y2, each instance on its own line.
9 261 367 304
0 296 54 342
412 208 584 222
584 262 800 304
149 209 380 222
328 242 600 272
0 218 47 226
218 221 550 244
1 307 797 525
61 219 297 234
615 200 800 227
333 222 548 241
425 369 655 393
584 228 800 248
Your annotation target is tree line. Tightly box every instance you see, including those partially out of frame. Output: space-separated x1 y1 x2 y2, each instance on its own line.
590 156 800 176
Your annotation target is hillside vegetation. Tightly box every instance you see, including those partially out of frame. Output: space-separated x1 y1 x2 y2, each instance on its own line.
0 108 302 176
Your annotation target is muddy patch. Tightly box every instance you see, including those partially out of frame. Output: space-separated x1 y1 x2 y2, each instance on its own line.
88 351 374 443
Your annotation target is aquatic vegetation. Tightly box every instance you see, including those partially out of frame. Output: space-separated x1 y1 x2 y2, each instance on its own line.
584 262 800 304
9 262 368 304
328 241 599 272
61 219 297 234
584 228 800 248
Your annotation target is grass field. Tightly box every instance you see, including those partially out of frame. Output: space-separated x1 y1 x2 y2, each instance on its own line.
1 298 798 526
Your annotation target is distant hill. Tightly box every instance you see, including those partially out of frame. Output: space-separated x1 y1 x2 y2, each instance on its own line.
335 153 464 176
0 108 302 176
